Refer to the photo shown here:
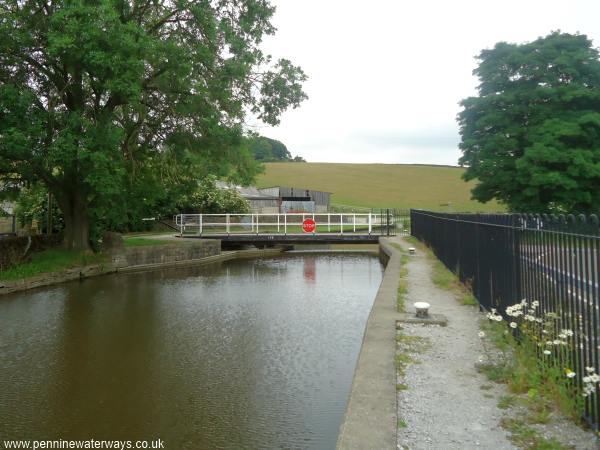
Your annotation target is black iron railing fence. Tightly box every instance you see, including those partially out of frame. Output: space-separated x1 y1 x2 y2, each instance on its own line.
411 209 600 430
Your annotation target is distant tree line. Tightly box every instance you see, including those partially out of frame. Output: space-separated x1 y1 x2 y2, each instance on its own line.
248 136 306 162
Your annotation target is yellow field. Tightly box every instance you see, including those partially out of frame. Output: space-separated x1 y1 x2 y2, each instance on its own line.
256 163 503 212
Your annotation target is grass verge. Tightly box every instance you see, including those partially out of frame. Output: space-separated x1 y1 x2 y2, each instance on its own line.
500 418 572 450
390 243 410 313
397 255 409 312
408 236 479 308
0 249 108 281
479 321 583 423
123 237 175 247
479 319 593 448
403 235 426 251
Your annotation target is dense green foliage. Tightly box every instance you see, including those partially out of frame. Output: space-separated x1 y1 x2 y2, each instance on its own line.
248 135 305 162
13 184 63 233
184 175 249 214
0 0 306 250
0 248 107 281
458 32 600 213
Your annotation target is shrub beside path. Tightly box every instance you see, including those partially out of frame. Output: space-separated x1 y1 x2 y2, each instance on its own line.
392 236 596 450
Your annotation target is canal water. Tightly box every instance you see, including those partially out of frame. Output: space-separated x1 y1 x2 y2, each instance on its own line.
0 253 383 449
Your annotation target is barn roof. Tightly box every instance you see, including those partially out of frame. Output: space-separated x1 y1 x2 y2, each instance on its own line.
216 181 279 200
258 186 333 194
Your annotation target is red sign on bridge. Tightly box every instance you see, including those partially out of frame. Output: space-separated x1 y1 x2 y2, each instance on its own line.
302 218 316 233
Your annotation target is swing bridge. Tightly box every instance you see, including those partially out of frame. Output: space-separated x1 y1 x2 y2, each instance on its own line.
173 210 408 245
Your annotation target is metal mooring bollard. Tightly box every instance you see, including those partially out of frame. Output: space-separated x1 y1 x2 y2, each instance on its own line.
414 302 430 318
408 247 416 254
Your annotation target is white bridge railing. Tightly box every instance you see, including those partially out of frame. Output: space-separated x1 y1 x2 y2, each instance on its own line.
174 213 402 236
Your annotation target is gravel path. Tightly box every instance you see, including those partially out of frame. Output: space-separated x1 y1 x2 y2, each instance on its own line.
394 236 599 450
394 236 516 449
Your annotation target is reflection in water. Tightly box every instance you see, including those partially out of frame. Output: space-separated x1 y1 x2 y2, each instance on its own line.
303 256 316 283
0 254 382 449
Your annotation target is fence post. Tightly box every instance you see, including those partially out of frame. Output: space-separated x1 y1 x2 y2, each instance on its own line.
226 213 230 235
368 213 372 235
284 213 287 235
340 213 343 234
179 214 183 237
386 209 390 236
512 214 521 304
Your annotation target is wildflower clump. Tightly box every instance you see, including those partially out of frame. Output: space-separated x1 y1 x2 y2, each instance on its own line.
482 298 598 418
583 367 600 398
486 308 503 322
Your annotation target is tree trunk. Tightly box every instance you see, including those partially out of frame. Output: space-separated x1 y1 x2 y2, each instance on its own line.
58 191 91 252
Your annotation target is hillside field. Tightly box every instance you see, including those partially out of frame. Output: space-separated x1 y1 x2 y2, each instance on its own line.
256 163 503 212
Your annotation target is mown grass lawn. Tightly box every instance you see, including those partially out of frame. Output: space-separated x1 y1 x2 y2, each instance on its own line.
123 237 175 247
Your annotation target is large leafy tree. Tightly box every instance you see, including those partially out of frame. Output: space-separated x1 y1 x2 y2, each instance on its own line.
247 135 306 161
0 0 306 250
248 135 290 161
458 32 600 213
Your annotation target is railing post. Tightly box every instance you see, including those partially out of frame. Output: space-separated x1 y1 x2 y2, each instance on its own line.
368 213 372 235
226 213 230 235
284 213 287 235
277 214 280 232
198 215 202 236
353 213 356 233
386 209 390 236
328 214 331 232
179 214 183 237
340 213 343 234
256 214 259 235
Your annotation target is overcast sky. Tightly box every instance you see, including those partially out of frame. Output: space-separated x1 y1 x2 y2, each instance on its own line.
254 0 600 165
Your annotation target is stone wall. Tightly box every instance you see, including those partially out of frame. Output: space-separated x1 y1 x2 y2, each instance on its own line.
121 240 221 267
0 234 63 272
378 238 392 266
1 239 223 296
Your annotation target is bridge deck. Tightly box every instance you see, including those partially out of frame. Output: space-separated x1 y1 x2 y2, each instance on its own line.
180 233 386 244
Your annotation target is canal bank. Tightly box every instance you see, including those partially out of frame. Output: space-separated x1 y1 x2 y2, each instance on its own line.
0 239 285 296
336 237 403 450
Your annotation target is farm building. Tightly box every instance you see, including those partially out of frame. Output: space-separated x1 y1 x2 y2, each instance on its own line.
216 182 332 213
258 186 331 213
215 181 279 213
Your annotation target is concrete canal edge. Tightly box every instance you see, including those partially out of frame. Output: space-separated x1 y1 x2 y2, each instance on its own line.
336 237 401 450
0 241 285 296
